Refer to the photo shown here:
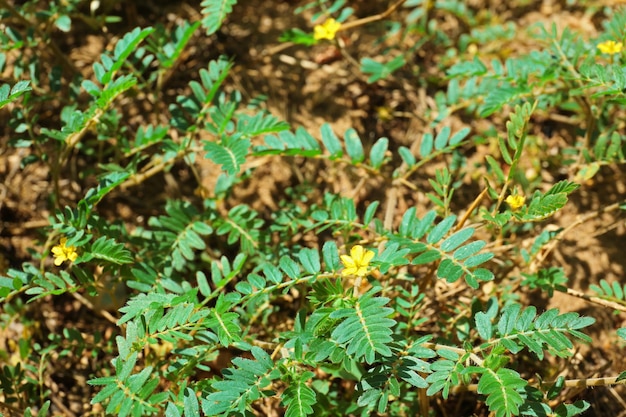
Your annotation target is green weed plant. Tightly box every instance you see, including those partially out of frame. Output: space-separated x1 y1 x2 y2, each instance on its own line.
1 0 626 416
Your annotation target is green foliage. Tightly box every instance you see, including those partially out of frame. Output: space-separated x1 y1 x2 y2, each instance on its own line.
521 267 568 297
330 288 396 364
474 367 526 417
89 351 164 416
590 279 626 305
202 346 280 416
146 200 214 271
393 210 494 288
518 181 580 222
0 80 31 108
282 371 317 417
476 304 594 360
361 56 406 83
3 1 625 417
200 0 238 35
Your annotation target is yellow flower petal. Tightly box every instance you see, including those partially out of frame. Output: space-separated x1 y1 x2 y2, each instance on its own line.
505 194 525 211
51 236 78 266
340 254 356 268
350 245 365 261
341 267 357 277
340 245 375 277
597 40 623 55
313 18 341 41
361 249 375 264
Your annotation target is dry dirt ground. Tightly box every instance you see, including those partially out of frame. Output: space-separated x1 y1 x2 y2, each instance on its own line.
1 0 626 416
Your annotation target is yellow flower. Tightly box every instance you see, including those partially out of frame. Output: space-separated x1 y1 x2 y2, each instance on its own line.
376 106 393 122
597 40 623 55
505 194 525 211
313 18 341 41
340 245 375 277
51 237 78 266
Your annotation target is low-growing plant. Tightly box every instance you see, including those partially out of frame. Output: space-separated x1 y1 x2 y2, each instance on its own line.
1 0 626 416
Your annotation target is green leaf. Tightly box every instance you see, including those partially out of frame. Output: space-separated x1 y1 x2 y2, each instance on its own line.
361 55 406 83
330 289 396 364
165 402 182 417
370 137 388 169
426 349 465 398
344 128 364 163
200 0 238 35
420 133 434 157
480 85 528 117
197 271 212 297
412 250 441 265
282 373 316 417
104 27 155 84
280 256 301 279
440 228 474 252
321 123 343 158
279 28 317 46
87 236 133 264
183 387 200 417
449 127 470 146
0 80 31 109
485 155 506 182
323 241 340 271
554 401 590 417
36 401 50 417
84 171 130 207
434 126 451 150
298 248 321 274
54 15 72 32
476 368 526 417
437 259 464 283
447 56 487 77
206 294 242 346
376 242 410 272
237 112 290 138
463 252 494 268
453 240 486 260
160 21 201 69
413 210 437 239
498 136 513 165
494 304 594 360
524 193 568 221
204 139 250 175
427 215 456 244
255 128 323 157
475 312 493 340
363 201 379 226
260 263 280 284
202 346 278 415
398 146 416 166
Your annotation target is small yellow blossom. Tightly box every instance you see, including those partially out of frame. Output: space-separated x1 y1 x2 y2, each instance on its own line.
505 194 525 211
597 40 623 55
340 245 375 277
376 106 393 122
51 237 78 266
313 18 341 41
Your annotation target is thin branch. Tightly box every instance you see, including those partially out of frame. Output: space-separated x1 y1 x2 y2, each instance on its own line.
456 187 488 231
339 0 408 32
562 287 626 313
